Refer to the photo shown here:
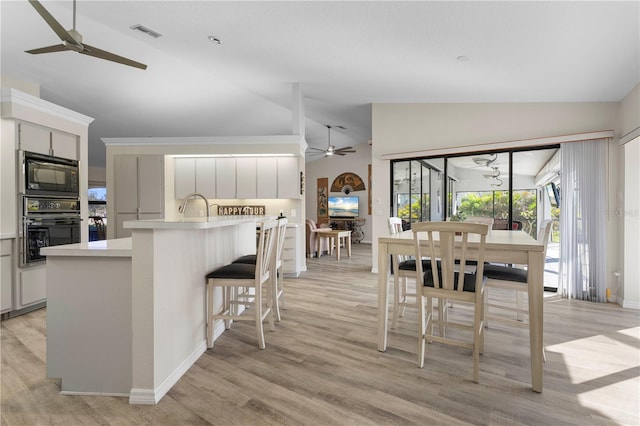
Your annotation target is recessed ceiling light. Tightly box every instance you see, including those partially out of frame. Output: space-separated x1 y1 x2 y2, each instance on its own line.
208 36 221 44
457 55 470 62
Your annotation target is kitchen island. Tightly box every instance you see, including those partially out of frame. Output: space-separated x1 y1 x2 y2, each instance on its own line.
42 216 265 404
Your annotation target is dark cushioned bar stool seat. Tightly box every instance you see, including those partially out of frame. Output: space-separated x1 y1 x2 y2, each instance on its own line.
232 254 257 265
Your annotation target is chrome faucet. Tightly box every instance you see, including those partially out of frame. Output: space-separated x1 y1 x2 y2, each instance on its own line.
178 193 210 219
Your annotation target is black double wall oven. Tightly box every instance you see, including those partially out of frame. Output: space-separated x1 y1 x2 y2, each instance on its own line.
19 151 81 266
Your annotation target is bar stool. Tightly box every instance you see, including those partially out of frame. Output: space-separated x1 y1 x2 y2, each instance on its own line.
232 218 288 321
205 220 278 349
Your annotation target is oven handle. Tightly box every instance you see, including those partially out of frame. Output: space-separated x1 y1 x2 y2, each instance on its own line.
24 217 83 225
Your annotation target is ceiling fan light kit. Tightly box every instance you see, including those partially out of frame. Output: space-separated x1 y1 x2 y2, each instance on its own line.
307 125 356 158
26 0 148 70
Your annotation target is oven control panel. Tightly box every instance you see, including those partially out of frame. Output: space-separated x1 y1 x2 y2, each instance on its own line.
24 197 80 214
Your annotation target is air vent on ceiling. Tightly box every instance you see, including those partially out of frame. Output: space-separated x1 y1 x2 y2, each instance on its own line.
130 24 162 39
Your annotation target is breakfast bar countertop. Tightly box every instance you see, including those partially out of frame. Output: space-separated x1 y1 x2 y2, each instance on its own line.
124 215 275 230
40 237 132 257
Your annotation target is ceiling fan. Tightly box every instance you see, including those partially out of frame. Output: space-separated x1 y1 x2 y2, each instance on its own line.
471 153 498 168
25 0 147 70
307 125 356 157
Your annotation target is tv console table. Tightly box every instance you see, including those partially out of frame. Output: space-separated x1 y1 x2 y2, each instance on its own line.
329 217 365 243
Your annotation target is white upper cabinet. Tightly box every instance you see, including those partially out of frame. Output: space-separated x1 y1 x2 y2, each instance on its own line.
235 158 257 199
173 156 300 199
174 158 196 199
195 158 216 199
256 157 278 198
215 158 236 199
175 158 216 199
18 123 50 155
51 132 78 160
18 122 78 160
277 157 300 199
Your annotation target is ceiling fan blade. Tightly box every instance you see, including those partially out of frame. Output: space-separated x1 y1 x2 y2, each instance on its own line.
334 152 347 156
80 43 148 70
28 0 79 46
25 44 69 54
307 147 326 152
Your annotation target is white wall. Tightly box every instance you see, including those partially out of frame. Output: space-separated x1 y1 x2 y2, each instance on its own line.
623 136 639 308
619 84 640 308
304 142 373 243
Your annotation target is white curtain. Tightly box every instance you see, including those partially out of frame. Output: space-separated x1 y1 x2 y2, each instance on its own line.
559 139 608 302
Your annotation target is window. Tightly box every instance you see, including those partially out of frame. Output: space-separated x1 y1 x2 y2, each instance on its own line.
88 187 106 241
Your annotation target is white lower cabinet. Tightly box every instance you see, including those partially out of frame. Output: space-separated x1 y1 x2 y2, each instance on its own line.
17 267 46 309
282 225 302 277
1 240 13 313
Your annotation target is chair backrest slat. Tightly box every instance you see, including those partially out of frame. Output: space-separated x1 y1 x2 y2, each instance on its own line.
257 220 278 284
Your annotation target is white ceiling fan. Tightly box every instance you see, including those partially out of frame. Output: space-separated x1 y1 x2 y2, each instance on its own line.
307 125 356 157
25 0 147 70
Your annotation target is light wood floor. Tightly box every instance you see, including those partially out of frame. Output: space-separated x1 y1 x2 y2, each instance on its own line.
2 243 639 425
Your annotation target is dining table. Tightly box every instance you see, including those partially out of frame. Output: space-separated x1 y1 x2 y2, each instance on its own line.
377 228 546 392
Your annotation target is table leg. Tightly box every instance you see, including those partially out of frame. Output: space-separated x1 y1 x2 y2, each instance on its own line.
528 250 544 392
335 236 341 260
347 234 352 257
378 242 389 351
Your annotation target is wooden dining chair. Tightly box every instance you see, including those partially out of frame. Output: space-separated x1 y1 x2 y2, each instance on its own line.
483 220 553 330
387 217 437 329
205 220 278 349
412 221 489 383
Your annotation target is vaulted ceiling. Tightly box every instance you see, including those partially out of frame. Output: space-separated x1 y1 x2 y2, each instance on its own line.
1 1 638 167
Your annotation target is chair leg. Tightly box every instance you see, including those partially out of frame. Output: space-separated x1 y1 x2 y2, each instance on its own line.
392 273 400 329
265 281 276 333
273 272 282 322
417 293 426 368
426 297 434 344
473 296 482 383
437 298 445 338
255 284 266 349
483 287 490 328
206 281 214 348
516 291 525 322
399 276 407 317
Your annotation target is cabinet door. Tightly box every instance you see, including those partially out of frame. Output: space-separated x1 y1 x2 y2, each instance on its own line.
18 267 46 308
174 158 196 199
256 158 278 198
215 158 236 199
1 240 13 313
137 156 164 214
51 131 78 160
114 155 139 214
235 158 257 199
18 123 50 155
277 157 299 199
195 158 216 199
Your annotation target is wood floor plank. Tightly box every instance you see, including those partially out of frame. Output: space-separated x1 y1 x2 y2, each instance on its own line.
2 243 638 425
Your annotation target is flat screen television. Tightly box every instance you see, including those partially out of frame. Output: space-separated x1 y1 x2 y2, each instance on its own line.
545 183 560 208
328 195 359 218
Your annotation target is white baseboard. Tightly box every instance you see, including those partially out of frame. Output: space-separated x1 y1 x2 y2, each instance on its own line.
129 340 207 405
60 390 129 398
621 298 640 310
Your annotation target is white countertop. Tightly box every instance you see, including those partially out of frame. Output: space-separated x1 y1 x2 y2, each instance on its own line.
41 238 132 257
123 215 276 230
